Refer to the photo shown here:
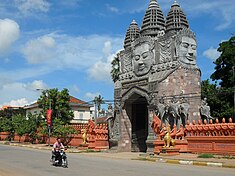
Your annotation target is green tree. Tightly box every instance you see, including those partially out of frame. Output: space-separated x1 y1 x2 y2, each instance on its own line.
201 80 232 120
51 118 77 146
202 36 235 120
93 95 104 124
211 36 235 88
25 113 43 143
39 118 77 146
94 95 104 115
0 108 26 119
0 116 14 141
37 88 73 124
111 53 120 82
12 114 28 142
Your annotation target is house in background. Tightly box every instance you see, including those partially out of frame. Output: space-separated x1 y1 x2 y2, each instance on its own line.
24 102 41 115
69 96 93 123
0 105 23 111
24 96 93 123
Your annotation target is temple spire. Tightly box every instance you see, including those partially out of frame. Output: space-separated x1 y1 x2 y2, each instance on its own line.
124 20 140 49
140 0 165 37
165 0 189 33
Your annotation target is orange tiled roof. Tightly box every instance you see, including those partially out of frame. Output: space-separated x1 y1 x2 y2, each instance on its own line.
0 105 22 110
69 96 87 105
24 95 89 109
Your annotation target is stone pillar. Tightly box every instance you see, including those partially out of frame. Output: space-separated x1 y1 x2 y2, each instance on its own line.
146 105 156 152
118 109 132 152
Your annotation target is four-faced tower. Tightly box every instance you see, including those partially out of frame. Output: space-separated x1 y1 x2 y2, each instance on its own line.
110 0 201 152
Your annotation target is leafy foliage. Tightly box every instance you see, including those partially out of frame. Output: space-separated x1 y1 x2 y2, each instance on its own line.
0 108 25 119
0 97 77 145
25 113 43 143
111 54 120 82
39 118 77 146
0 116 14 140
201 80 233 120
12 114 28 141
37 88 73 124
211 36 235 88
202 36 235 120
93 95 104 115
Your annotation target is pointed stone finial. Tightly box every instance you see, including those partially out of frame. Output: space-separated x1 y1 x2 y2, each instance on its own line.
173 0 179 6
131 20 137 24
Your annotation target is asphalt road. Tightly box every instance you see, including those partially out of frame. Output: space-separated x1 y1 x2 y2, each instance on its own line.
0 145 234 176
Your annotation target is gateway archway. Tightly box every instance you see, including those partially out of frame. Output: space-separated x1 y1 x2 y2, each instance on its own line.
124 93 148 152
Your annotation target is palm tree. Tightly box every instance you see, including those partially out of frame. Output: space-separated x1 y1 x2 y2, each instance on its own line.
93 95 104 124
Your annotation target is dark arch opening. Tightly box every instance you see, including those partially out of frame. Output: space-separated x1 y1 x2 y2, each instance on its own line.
124 93 148 152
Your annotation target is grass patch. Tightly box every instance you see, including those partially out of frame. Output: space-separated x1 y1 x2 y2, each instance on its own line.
197 153 214 158
219 155 235 159
131 157 148 161
198 153 235 159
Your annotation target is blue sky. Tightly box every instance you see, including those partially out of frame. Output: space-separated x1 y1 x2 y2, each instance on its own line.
0 0 234 107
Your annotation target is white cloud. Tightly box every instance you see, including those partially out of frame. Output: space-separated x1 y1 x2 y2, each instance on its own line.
14 0 50 14
103 41 112 58
87 60 112 82
182 1 235 30
59 0 81 8
85 92 100 100
69 85 80 96
0 80 47 107
4 98 29 107
0 18 20 54
21 33 123 76
25 80 48 90
0 67 52 86
87 41 120 83
106 4 119 13
0 34 123 89
203 47 221 61
22 35 56 64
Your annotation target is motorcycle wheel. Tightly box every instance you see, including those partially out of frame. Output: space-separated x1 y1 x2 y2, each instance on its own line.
63 158 68 168
51 157 56 166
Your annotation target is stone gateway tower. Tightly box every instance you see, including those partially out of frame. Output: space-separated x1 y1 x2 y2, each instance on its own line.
110 0 201 152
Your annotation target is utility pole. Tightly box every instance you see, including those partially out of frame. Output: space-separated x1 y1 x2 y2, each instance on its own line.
233 66 235 120
94 102 97 125
37 88 52 146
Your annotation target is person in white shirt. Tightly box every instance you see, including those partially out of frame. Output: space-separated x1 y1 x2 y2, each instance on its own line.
51 137 64 163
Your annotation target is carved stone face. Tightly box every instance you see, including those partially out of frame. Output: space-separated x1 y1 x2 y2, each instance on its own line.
133 43 153 76
179 36 196 65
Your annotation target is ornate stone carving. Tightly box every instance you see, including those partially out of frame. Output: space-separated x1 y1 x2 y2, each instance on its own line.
151 111 162 135
132 37 155 76
111 1 202 152
159 39 172 63
81 129 88 144
120 49 133 73
175 28 198 69
163 125 176 148
200 98 214 122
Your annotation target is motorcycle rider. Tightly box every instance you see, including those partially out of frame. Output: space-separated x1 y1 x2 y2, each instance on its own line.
51 137 64 163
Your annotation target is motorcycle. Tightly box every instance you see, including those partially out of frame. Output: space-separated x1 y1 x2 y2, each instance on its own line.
51 148 68 168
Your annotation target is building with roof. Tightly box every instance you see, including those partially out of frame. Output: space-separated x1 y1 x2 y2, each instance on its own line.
24 96 93 123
